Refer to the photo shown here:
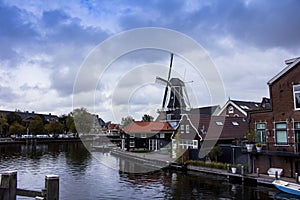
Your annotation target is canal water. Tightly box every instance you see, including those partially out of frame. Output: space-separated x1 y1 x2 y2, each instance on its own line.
0 142 294 199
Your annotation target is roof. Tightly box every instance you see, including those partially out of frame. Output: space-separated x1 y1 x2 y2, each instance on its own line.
217 99 260 116
196 115 248 140
123 121 174 134
189 105 220 115
268 57 300 85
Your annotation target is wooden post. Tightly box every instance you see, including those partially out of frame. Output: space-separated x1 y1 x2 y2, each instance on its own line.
0 171 17 200
45 175 59 200
257 168 259 177
275 171 278 180
241 166 244 183
296 173 299 183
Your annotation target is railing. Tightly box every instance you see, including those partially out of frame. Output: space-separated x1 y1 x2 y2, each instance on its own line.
0 171 59 200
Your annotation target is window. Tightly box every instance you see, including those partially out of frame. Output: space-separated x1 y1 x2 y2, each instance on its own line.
216 121 223 126
275 123 288 145
178 139 198 149
129 140 135 147
293 84 300 110
167 114 172 120
160 133 165 138
180 125 184 133
228 106 234 114
130 133 135 138
232 121 239 126
256 123 266 143
141 133 146 138
186 125 190 133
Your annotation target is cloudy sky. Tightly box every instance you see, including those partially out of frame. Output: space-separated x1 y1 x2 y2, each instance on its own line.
1 0 300 123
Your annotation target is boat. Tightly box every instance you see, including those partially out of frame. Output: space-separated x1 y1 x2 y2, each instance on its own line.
272 180 300 196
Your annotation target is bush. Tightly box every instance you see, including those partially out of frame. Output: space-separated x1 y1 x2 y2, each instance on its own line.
185 160 227 170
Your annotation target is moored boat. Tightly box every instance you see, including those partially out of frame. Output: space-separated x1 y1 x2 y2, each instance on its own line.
272 180 300 196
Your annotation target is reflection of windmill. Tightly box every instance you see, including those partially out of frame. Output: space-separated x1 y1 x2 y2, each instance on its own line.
156 53 191 117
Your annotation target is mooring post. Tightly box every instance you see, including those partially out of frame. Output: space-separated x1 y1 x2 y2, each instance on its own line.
226 164 230 173
275 171 278 180
296 173 299 183
45 175 59 200
256 168 259 177
0 171 17 200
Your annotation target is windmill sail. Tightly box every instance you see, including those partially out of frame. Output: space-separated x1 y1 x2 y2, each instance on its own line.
162 53 173 109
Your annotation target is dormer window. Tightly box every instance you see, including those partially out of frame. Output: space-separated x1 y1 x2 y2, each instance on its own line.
293 84 300 110
228 106 234 114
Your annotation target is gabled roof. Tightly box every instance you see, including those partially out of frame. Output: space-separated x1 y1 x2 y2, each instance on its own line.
217 99 260 116
196 115 248 140
123 121 174 134
268 57 300 85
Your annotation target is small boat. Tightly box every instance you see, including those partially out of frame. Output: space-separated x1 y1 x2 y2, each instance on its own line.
272 180 300 196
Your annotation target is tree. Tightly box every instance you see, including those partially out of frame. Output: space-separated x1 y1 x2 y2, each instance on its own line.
121 116 134 127
0 115 8 136
66 114 76 133
9 122 25 136
6 113 22 125
28 115 44 135
73 108 94 135
44 121 64 136
142 114 154 122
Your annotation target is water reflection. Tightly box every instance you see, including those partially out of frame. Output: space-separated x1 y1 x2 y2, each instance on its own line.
0 143 282 199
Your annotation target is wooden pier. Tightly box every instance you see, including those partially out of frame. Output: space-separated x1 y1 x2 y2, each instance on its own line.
0 171 59 200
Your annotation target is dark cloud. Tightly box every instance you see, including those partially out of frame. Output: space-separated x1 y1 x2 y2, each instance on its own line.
118 0 300 51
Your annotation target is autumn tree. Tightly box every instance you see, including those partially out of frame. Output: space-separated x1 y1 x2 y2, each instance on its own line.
44 121 65 136
28 115 44 135
0 115 8 136
9 122 25 136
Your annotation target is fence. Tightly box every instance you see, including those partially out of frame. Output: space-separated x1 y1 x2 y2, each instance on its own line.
0 171 59 200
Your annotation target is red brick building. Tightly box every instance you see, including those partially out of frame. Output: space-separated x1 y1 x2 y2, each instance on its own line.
249 57 300 177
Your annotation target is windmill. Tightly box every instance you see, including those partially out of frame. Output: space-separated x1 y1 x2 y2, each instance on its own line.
156 53 191 113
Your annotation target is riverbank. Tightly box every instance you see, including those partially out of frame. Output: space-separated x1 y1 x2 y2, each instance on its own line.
109 149 299 188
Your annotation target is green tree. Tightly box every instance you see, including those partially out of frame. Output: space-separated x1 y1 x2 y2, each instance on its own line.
0 115 8 136
121 116 134 127
73 108 94 135
9 122 25 136
142 114 154 122
66 115 76 133
44 121 64 136
28 115 44 135
6 113 22 125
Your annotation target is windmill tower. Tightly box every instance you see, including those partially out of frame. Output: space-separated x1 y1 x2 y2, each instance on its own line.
156 53 191 122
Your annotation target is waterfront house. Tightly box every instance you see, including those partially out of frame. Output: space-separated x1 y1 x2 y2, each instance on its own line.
122 121 174 151
248 57 300 177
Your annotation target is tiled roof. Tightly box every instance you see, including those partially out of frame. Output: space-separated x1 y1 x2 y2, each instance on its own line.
123 121 174 133
231 100 260 111
188 115 248 140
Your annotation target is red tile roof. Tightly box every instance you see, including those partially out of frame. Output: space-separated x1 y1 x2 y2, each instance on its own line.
123 121 174 133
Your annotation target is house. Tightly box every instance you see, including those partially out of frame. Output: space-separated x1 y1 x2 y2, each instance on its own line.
218 99 261 117
171 114 202 159
121 121 174 151
248 57 300 177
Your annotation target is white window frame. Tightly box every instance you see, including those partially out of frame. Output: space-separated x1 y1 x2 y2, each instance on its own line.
256 122 266 143
160 133 165 138
293 84 300 110
186 125 190 133
228 106 234 114
275 122 288 145
129 140 135 147
180 125 184 133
